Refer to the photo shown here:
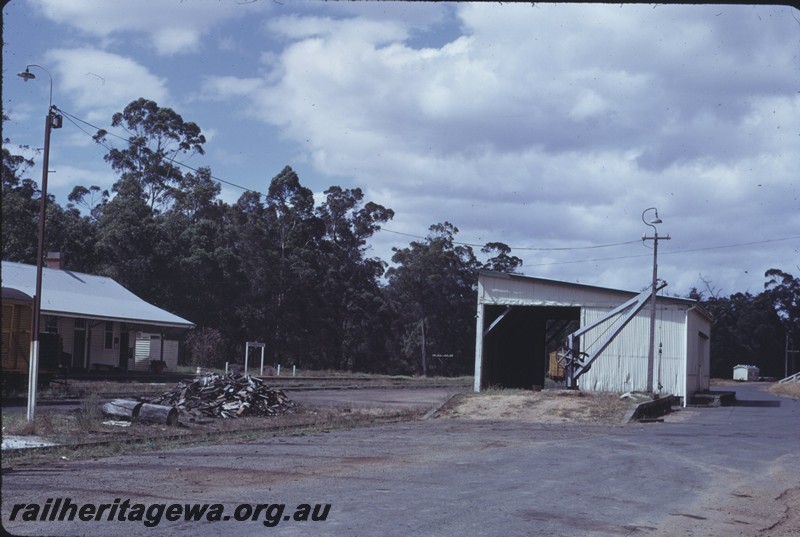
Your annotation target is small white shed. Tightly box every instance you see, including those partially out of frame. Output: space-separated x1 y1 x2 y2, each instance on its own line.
474 271 712 405
733 365 759 382
133 333 180 372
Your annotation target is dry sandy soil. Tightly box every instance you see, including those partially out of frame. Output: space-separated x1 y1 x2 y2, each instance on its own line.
435 389 633 424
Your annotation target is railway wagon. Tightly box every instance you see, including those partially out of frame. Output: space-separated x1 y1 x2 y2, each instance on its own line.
1 287 62 388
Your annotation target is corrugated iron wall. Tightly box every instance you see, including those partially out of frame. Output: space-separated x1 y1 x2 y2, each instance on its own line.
686 309 711 393
475 273 713 401
479 274 634 308
577 305 689 398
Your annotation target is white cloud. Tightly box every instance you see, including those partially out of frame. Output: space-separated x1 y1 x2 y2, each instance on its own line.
9 1 798 295
201 76 264 101
45 48 169 123
239 4 798 292
45 164 115 193
30 0 266 55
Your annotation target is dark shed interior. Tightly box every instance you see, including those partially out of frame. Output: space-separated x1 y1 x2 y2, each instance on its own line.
481 305 580 389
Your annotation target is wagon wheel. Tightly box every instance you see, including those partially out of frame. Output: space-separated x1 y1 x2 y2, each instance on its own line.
556 349 589 368
555 348 574 368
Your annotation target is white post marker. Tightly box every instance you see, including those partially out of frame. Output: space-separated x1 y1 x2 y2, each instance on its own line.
245 342 266 376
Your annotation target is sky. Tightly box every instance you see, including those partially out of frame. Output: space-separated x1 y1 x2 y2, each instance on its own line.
2 0 799 299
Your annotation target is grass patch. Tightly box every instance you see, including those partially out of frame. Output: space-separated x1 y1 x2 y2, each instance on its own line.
75 394 102 432
13 380 172 401
769 381 800 399
3 412 66 438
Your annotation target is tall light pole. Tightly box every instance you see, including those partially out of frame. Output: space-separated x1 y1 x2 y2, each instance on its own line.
17 64 62 421
642 207 670 394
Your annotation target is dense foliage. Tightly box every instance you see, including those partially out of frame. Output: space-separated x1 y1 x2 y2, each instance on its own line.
690 268 799 379
3 101 796 377
2 101 521 375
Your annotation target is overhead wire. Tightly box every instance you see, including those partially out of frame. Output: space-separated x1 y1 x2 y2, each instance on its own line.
55 106 263 197
522 235 800 268
53 106 800 267
379 227 641 251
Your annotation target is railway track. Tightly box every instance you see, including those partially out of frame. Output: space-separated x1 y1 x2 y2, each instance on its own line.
0 409 423 459
3 376 470 406
2 379 465 460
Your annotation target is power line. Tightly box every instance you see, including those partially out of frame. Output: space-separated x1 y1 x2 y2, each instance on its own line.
380 227 640 251
667 236 800 255
59 111 113 152
56 107 264 197
523 235 800 268
51 108 800 266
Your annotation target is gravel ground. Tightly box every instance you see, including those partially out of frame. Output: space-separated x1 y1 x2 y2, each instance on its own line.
2 383 798 536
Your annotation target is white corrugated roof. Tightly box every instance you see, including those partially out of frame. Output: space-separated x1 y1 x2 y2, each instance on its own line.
1 261 193 328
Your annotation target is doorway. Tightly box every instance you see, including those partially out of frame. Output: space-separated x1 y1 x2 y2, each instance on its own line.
480 305 580 389
119 331 129 370
72 319 86 369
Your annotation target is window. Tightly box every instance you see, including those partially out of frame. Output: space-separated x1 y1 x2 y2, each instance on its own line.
105 321 114 349
44 316 58 333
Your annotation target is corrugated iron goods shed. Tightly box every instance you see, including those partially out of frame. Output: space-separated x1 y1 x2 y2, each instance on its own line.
474 271 712 405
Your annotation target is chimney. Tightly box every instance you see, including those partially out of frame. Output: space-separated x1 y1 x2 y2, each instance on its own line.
46 252 65 270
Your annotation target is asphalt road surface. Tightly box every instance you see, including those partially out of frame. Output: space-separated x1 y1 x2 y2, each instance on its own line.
2 383 798 536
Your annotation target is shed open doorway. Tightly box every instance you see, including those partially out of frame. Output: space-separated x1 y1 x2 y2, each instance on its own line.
480 305 580 389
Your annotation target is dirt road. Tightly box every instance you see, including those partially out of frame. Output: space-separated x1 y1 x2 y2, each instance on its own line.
2 384 797 536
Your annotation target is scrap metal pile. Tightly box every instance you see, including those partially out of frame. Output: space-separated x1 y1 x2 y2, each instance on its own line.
153 373 297 419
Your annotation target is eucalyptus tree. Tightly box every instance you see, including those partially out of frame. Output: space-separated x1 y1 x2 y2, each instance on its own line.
219 168 325 367
765 268 800 374
1 144 38 263
67 185 108 222
481 241 523 273
222 190 273 356
386 222 479 376
87 99 207 299
156 167 235 330
765 268 800 338
263 167 325 366
315 186 394 370
702 289 787 378
93 98 206 213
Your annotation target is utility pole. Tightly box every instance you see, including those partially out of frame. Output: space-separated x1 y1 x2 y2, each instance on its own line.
642 208 670 394
17 65 62 420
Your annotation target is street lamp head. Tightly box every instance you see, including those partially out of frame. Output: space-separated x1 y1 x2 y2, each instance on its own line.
642 207 663 227
17 64 55 110
17 68 36 81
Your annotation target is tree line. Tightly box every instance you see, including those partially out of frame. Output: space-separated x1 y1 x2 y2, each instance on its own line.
691 269 799 379
3 99 797 378
2 99 522 376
